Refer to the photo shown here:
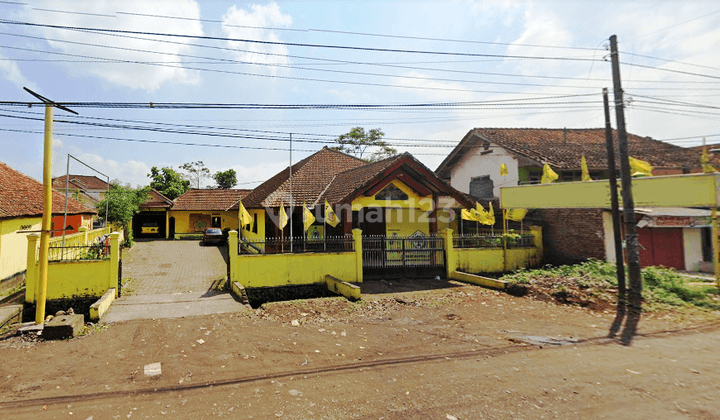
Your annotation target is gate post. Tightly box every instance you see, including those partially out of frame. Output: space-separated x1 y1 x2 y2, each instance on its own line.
442 228 455 279
229 230 238 284
353 229 363 283
25 233 40 302
109 232 120 297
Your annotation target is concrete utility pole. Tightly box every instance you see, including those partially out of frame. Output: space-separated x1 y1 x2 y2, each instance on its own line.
608 36 643 314
23 87 78 325
603 88 626 308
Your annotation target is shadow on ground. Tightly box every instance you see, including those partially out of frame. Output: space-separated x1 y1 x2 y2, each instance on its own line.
360 277 466 295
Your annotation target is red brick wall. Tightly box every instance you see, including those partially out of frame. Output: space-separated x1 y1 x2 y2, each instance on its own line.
537 208 606 265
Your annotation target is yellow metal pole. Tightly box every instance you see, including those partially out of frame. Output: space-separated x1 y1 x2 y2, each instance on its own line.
35 104 53 324
502 208 507 272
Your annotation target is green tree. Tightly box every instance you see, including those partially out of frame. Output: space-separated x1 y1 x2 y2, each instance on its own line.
96 184 149 246
331 127 397 162
180 161 211 189
148 167 190 200
213 169 238 189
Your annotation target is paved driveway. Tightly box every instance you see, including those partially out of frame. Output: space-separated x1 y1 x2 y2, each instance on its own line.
121 240 228 295
103 240 245 322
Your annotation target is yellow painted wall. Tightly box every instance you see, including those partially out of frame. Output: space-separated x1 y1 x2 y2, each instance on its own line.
0 217 41 280
454 247 541 274
233 252 359 288
239 209 265 241
169 210 239 235
25 260 113 300
351 180 433 211
385 208 431 237
501 173 720 209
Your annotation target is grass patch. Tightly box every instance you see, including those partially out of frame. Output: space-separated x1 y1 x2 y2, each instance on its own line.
502 260 720 311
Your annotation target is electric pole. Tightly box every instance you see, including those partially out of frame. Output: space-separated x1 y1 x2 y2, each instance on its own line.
609 36 643 317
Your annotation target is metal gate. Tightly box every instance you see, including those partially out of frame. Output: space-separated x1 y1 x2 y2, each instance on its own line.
362 235 445 279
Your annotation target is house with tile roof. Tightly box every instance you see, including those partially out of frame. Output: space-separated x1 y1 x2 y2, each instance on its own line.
133 189 174 238
435 128 709 266
53 175 110 208
169 189 251 238
234 147 472 246
1 162 96 291
436 128 703 201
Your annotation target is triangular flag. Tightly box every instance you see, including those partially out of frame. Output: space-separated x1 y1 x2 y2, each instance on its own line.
500 163 509 176
279 203 288 229
325 200 340 227
581 156 592 182
238 199 253 228
541 163 559 184
303 202 315 232
701 148 717 173
629 156 653 177
506 208 528 222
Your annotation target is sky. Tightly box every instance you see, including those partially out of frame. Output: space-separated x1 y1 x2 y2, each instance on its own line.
1 0 719 190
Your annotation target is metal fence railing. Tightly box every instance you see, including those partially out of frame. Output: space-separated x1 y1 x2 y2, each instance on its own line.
238 235 355 255
48 243 111 262
453 231 535 249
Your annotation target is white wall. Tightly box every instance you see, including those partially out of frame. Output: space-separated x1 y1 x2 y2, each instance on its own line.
602 212 616 263
449 143 519 198
683 228 703 272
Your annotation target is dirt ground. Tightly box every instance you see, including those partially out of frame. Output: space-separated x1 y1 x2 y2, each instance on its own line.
1 278 719 419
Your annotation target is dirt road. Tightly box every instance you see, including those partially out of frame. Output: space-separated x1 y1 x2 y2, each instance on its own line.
1 281 719 419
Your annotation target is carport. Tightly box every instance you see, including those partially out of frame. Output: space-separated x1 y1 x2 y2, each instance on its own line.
134 189 173 238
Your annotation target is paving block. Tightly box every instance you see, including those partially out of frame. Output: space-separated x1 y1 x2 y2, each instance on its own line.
43 314 85 339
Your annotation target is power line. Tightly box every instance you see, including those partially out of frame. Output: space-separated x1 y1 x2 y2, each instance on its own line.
627 8 720 42
622 62 720 81
0 19 604 62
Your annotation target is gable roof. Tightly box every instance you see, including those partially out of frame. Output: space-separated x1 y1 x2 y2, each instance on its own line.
436 128 702 178
174 189 252 211
53 175 109 191
140 189 173 209
0 162 97 220
240 147 367 209
318 153 469 207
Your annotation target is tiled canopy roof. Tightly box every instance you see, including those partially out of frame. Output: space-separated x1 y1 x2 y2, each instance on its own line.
53 175 109 191
437 128 703 176
140 189 174 209
1 162 97 219
174 189 251 211
240 147 367 208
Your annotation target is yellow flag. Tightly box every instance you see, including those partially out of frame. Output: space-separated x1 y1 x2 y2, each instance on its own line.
581 156 592 182
325 200 340 227
303 202 315 232
474 203 493 225
701 148 717 173
238 199 252 228
541 163 559 184
279 203 288 229
486 204 495 225
461 208 476 221
506 208 528 222
629 156 653 177
500 163 509 176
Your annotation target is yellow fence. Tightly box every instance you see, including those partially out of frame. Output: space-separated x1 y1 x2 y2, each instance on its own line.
229 230 363 288
444 226 542 276
25 232 121 302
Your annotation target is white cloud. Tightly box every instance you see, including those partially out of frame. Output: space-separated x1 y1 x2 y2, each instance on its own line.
226 161 286 187
221 3 293 72
26 0 203 91
0 51 36 89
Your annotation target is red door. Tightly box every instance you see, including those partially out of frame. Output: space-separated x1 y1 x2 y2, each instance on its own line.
638 228 685 270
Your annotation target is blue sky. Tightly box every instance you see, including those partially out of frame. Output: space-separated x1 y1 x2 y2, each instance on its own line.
1 1 719 189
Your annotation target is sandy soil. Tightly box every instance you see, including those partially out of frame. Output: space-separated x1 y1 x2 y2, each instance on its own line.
1 278 719 419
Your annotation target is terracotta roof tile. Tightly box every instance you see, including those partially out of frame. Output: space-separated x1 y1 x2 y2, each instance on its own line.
53 175 109 191
0 161 97 219
174 189 251 211
241 148 367 208
437 128 703 175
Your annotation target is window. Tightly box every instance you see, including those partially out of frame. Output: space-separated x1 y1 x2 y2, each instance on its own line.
469 175 494 200
211 216 221 228
252 214 258 234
